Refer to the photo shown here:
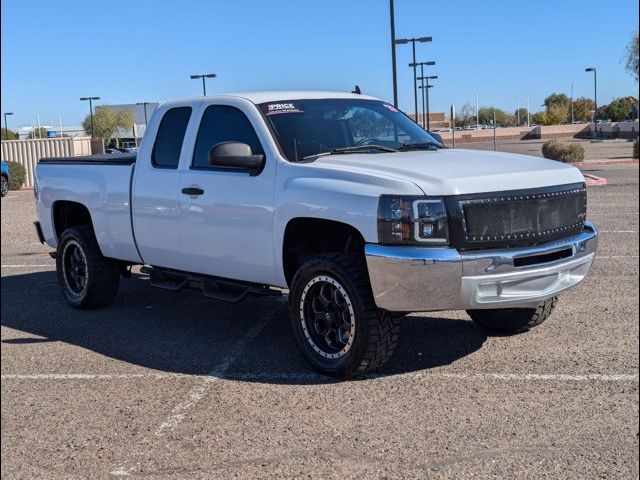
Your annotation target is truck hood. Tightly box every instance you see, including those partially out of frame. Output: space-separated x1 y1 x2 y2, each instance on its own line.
312 149 585 196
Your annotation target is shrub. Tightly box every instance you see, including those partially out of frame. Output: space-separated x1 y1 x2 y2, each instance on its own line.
634 138 639 159
5 161 27 190
541 140 585 163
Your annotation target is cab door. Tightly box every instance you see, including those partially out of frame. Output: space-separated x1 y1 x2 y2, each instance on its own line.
132 105 193 268
174 102 277 285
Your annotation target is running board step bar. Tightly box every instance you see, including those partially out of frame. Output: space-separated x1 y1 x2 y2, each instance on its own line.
140 266 283 303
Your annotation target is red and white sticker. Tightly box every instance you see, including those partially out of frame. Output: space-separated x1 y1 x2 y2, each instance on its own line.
382 103 398 112
265 103 304 115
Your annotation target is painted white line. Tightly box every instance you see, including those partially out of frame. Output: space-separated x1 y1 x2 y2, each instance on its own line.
588 212 639 215
1 373 170 380
154 311 275 436
1 264 53 268
599 230 638 233
2 371 637 383
589 204 639 207
596 255 640 259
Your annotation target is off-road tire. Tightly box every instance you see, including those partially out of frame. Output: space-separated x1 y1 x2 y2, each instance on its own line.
289 252 400 377
467 297 558 333
56 225 120 309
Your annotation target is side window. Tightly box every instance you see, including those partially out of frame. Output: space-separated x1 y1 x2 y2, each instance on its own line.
151 107 192 169
192 105 264 168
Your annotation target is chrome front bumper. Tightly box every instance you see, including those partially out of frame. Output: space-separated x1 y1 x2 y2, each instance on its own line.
365 222 598 312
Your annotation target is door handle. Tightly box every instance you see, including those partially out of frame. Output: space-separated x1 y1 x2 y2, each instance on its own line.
181 187 204 196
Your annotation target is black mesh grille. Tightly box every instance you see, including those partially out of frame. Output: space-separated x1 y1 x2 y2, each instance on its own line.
459 186 587 244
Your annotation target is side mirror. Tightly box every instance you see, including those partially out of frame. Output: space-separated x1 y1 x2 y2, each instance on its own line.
208 141 265 175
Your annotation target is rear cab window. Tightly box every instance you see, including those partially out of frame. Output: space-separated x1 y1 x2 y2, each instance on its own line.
152 107 192 169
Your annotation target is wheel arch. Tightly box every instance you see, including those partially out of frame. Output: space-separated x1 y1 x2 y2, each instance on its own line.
281 217 366 287
52 200 96 242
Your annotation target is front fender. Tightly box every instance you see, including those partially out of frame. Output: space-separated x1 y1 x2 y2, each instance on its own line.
273 162 423 286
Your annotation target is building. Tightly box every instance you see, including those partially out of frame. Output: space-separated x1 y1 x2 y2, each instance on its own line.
17 125 85 140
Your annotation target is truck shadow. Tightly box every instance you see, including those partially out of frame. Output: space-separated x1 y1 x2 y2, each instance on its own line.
1 271 487 383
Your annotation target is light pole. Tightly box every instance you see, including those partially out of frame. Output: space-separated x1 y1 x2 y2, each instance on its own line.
136 102 150 125
585 68 597 135
418 75 426 128
412 61 436 126
570 83 574 124
418 76 437 130
389 0 398 107
80 97 100 139
190 73 217 96
3 112 14 138
396 36 432 122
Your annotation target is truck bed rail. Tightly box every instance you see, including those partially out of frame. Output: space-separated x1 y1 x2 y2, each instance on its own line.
39 154 137 165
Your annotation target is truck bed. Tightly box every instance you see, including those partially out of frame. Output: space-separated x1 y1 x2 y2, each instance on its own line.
35 157 141 263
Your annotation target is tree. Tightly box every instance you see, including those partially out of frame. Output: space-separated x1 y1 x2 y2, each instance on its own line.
572 97 595 123
625 31 639 82
604 96 637 121
82 107 134 146
514 108 529 126
27 127 49 139
544 93 571 110
478 107 511 127
1 128 18 140
530 111 548 125
454 103 474 127
546 104 570 125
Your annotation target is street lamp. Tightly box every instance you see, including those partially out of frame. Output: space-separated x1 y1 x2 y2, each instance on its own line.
570 83 574 124
3 112 14 138
585 67 597 135
136 102 151 125
80 97 100 139
412 61 436 126
418 75 437 130
389 0 398 107
190 73 217 96
395 36 432 121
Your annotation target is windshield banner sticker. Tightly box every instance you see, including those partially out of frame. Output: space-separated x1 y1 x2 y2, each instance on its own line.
382 103 398 112
265 103 304 115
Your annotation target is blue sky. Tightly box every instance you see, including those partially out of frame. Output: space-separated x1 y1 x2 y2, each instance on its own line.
1 0 638 128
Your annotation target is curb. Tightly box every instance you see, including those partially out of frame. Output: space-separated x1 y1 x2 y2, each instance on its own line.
583 174 608 186
575 159 638 167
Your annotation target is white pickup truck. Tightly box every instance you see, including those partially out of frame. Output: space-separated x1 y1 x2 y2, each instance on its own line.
34 91 598 376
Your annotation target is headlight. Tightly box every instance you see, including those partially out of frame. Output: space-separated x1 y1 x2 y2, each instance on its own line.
377 195 449 245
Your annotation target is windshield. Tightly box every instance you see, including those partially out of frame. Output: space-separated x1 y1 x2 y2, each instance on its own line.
258 99 442 161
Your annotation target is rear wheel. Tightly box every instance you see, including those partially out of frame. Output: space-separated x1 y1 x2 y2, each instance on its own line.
289 253 400 377
467 297 558 333
56 226 121 308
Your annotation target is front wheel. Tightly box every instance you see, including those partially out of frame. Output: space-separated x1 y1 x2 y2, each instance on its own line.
467 297 558 333
289 253 400 377
56 226 121 308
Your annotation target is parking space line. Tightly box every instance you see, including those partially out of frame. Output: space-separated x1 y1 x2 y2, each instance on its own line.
588 212 639 215
2 372 637 383
1 264 53 268
154 309 277 436
599 230 638 233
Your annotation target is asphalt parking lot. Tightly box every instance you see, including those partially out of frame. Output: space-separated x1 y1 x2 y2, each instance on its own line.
1 164 638 479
